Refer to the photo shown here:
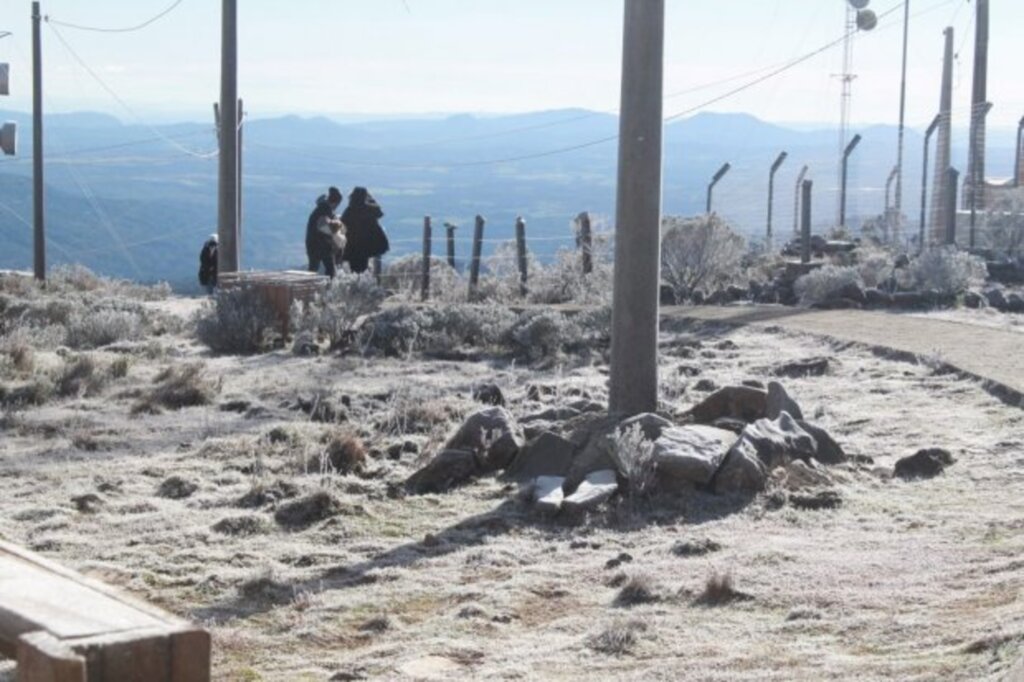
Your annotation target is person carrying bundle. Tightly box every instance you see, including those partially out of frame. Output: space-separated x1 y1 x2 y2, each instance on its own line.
305 186 346 278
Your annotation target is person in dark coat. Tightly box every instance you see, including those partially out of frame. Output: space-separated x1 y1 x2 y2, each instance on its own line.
340 187 389 274
306 186 344 278
198 234 218 294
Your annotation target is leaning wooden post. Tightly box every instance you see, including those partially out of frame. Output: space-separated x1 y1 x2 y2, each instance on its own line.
609 0 664 416
801 179 812 265
445 222 457 269
578 211 593 275
469 215 484 296
515 216 528 296
420 216 432 301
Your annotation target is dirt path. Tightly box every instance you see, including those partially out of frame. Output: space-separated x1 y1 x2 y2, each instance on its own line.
663 305 1024 406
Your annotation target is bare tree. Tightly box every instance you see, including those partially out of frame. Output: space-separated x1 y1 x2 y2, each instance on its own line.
660 214 746 300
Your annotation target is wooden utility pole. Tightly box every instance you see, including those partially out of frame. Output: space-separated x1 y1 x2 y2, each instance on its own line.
217 0 239 274
964 0 989 213
609 0 664 416
929 27 954 246
515 216 528 297
420 216 431 301
32 1 44 281
468 215 484 295
577 212 593 275
444 222 457 269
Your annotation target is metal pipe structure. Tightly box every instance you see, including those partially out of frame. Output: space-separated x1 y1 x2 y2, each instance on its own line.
766 151 788 250
919 115 941 252
885 166 898 213
801 180 813 265
839 134 862 229
945 167 959 246
969 102 993 250
706 162 731 214
964 0 989 211
609 0 664 416
895 0 911 215
793 165 809 238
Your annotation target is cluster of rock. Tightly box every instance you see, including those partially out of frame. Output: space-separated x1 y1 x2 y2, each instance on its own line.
405 380 850 514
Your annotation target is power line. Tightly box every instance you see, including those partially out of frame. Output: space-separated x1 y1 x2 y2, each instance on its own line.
46 23 218 159
45 0 185 34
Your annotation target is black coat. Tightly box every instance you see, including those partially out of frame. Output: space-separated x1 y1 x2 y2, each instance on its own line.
340 188 389 274
305 195 336 259
198 239 218 286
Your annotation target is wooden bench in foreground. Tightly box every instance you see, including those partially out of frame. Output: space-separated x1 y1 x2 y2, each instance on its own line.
0 540 210 682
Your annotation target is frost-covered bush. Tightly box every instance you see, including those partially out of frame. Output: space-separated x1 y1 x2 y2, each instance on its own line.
661 215 746 299
196 286 280 354
382 255 463 302
900 247 988 295
794 265 864 306
855 247 896 290
503 310 579 362
984 190 1024 258
291 275 386 351
65 308 144 349
527 246 613 306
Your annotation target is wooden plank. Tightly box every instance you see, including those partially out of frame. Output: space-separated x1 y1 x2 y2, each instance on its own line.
169 628 211 682
16 631 86 682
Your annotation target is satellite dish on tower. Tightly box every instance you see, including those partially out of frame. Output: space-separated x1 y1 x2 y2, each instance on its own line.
856 9 878 31
848 0 870 9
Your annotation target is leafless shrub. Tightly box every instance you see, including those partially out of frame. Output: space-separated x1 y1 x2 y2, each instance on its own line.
855 246 896 289
383 255 464 302
65 309 144 349
661 214 746 300
694 570 752 606
900 247 988 295
586 620 647 656
195 286 280 355
794 265 863 305
983 189 1024 258
610 423 658 501
238 569 293 605
613 575 661 607
0 378 53 409
291 275 386 352
323 431 367 475
56 355 107 398
132 363 218 415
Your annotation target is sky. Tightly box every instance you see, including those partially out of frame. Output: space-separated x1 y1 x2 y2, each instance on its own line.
0 0 1021 130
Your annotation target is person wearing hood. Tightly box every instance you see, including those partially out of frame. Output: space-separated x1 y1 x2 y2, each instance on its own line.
306 186 345 278
340 187 390 274
198 233 219 294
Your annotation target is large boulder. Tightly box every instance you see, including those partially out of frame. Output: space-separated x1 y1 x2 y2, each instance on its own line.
984 289 1008 311
1007 293 1024 314
686 386 768 425
562 470 619 513
532 476 566 514
712 413 817 495
963 291 985 309
797 420 846 464
765 381 803 420
565 413 666 486
406 449 479 494
445 406 523 472
652 425 736 486
864 288 894 308
773 357 830 378
504 431 577 481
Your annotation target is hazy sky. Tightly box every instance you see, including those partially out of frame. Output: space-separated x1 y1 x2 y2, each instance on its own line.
0 0 1020 129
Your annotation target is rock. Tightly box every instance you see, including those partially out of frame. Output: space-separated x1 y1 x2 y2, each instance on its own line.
237 480 299 508
445 406 523 472
292 331 320 356
521 406 581 423
567 399 605 414
741 379 765 389
963 291 985 309
274 491 343 529
605 552 633 569
716 339 739 351
712 414 817 495
894 253 911 268
652 426 736 486
691 289 706 305
532 476 566 514
790 489 842 510
671 538 722 557
833 282 866 305
891 291 927 309
406 449 480 494
711 417 747 434
157 476 198 500
984 289 1008 311
796 420 846 464
893 448 955 480
773 357 830 378
617 413 673 442
212 515 267 536
505 432 576 481
659 283 678 306
219 399 251 413
686 385 768 424
71 494 104 514
296 395 345 423
726 285 749 302
676 364 702 377
775 460 832 491
864 288 894 308
562 470 619 513
525 384 556 401
765 381 803 420
1008 293 1024 314
694 378 718 392
472 383 505 407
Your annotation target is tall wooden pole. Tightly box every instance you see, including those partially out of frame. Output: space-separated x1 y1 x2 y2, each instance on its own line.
31 1 45 281
237 98 243 261
964 0 989 213
420 216 431 302
929 28 954 246
609 0 664 416
515 216 528 297
217 0 239 274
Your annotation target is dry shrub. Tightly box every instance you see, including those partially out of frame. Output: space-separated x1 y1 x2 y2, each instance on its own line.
56 355 107 398
383 255 463 302
323 431 367 475
291 275 386 351
613 575 661 607
611 423 658 500
9 341 34 376
0 379 53 409
900 247 988 295
661 214 746 300
196 286 280 355
586 620 647 656
238 569 293 605
794 265 864 305
694 571 752 606
65 309 144 349
133 364 218 415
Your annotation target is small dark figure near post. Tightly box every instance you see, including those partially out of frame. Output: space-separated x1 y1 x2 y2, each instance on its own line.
198 234 219 295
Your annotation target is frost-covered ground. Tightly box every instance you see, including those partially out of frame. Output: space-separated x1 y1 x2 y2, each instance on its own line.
913 307 1024 335
1 294 1023 681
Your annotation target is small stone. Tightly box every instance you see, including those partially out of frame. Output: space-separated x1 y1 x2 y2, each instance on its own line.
405 449 479 494
894 448 954 480
605 552 634 569
671 539 722 557
533 476 566 514
472 383 505 407
773 357 831 379
790 489 842 510
157 476 198 500
562 470 619 513
694 378 718 392
72 494 104 514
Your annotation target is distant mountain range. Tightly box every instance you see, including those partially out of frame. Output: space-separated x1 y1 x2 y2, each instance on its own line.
0 108 1016 291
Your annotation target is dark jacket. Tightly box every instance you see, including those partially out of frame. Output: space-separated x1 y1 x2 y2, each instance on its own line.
306 195 337 259
198 238 218 286
340 187 389 274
